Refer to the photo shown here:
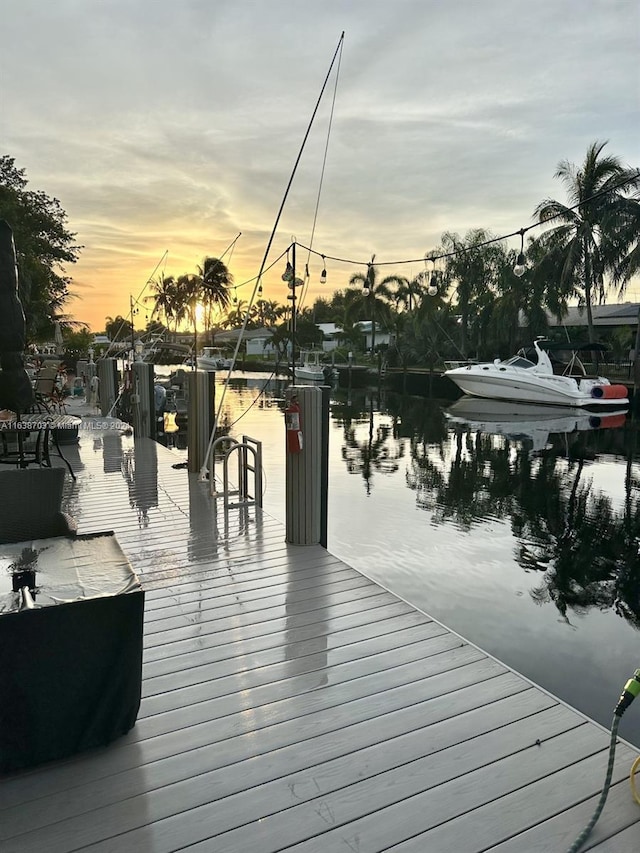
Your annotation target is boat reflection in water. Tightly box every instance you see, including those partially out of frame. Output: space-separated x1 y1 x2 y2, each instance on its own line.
444 398 627 452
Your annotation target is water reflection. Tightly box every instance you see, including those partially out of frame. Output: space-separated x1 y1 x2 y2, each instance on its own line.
340 394 404 495
326 388 640 635
188 376 640 743
122 439 158 527
445 398 627 453
398 395 640 632
101 431 123 473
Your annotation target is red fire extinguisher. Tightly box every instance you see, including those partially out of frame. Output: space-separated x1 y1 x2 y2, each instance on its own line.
285 397 303 453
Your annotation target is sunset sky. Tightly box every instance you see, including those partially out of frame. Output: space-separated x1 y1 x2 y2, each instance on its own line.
2 0 638 332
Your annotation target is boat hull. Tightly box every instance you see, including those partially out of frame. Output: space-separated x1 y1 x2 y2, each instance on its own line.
293 367 326 381
196 359 218 370
445 367 628 408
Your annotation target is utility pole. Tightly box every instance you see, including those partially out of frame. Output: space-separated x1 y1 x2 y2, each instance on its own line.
633 304 640 396
291 241 297 385
129 294 136 363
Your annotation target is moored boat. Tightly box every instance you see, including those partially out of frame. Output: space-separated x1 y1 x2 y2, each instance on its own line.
196 347 232 371
293 350 337 382
444 339 629 408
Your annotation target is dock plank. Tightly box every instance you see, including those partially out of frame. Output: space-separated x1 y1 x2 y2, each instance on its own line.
0 429 638 853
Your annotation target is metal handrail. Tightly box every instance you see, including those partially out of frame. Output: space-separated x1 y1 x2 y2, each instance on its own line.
209 434 263 511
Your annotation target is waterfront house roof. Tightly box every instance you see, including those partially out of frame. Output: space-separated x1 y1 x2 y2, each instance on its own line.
213 327 275 343
519 303 640 329
547 303 640 327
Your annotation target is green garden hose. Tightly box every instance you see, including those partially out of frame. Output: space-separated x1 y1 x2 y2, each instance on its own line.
565 669 640 853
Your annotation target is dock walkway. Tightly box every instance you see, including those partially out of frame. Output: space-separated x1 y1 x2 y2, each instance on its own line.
1 425 639 852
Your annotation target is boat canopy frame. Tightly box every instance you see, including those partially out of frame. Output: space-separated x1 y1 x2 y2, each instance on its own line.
536 340 610 354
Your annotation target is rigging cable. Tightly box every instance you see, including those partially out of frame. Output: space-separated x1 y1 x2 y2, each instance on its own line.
103 249 169 359
298 35 344 312
198 31 346 480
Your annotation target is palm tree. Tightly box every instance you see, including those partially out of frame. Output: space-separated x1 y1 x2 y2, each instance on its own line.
348 258 397 354
440 229 505 358
520 235 575 340
173 274 198 331
257 299 285 326
196 256 232 328
145 273 178 332
610 188 640 292
534 141 640 347
224 299 250 329
394 274 425 313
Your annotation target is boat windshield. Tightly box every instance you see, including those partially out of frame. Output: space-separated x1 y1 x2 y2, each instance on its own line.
502 356 536 369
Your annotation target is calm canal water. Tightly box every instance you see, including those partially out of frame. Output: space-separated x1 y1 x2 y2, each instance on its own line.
167 369 640 748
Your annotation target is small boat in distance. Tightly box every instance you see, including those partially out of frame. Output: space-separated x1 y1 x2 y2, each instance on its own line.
293 350 337 382
444 339 629 408
196 347 232 371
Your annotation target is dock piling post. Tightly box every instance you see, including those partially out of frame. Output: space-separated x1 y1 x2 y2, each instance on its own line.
132 361 155 439
187 370 216 473
285 385 329 546
97 358 118 417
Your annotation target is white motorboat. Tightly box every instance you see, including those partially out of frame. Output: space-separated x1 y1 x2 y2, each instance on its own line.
293 350 337 382
444 398 627 452
444 339 629 408
196 347 232 371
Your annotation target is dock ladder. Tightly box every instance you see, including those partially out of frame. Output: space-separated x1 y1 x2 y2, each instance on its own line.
208 435 263 511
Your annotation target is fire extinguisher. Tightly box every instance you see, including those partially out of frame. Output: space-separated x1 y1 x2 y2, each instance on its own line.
285 397 303 453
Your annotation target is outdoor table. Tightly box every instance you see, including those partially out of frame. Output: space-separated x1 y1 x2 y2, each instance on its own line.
0 533 144 773
0 413 82 476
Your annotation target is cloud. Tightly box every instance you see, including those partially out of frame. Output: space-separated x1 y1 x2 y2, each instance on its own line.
1 0 638 328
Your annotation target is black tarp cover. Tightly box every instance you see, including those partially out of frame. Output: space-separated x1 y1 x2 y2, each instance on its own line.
0 534 144 773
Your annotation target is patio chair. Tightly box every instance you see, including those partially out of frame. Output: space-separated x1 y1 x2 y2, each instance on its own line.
0 467 77 544
33 368 66 413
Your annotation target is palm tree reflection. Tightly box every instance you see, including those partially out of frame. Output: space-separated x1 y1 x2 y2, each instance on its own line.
403 399 640 630
340 394 404 495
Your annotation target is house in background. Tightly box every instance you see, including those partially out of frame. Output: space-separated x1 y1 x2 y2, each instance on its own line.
211 320 395 358
214 327 283 357
355 321 393 352
317 323 341 352
546 303 640 331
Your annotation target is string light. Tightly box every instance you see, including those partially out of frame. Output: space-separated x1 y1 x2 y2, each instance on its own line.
320 255 327 284
428 264 439 297
363 254 375 293
513 229 526 278
290 170 639 279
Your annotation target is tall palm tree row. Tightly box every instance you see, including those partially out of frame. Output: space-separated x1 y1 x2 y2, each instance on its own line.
136 143 638 367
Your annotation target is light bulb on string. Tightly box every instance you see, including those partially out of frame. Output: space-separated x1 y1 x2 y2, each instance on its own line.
320 256 327 284
514 229 527 277
364 253 375 294
426 258 438 297
257 283 263 296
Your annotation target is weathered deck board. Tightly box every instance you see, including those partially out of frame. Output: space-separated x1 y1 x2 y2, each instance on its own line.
1 427 638 853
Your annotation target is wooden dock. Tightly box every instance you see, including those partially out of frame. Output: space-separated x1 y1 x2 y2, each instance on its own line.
1 424 639 852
